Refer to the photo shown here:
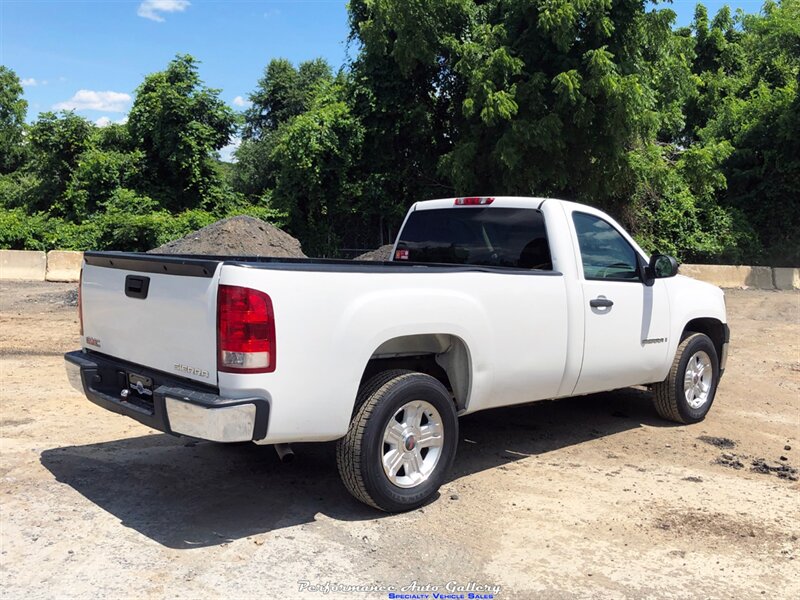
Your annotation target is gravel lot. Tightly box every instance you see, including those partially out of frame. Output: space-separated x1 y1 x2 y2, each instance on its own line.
1 282 798 599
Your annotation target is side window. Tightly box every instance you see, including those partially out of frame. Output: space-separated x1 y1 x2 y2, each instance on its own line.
572 212 640 281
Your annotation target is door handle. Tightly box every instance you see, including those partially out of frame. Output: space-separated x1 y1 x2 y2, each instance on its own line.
589 297 614 308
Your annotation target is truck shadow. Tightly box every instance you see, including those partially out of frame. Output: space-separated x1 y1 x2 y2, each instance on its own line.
40 387 667 549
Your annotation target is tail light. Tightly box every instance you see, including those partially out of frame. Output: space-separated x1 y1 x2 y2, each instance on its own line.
454 197 494 206
78 268 84 336
217 285 276 373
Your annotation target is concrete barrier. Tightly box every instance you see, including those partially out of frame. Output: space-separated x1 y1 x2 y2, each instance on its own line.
680 264 775 289
2 248 797 290
46 251 83 282
773 267 800 291
0 250 47 281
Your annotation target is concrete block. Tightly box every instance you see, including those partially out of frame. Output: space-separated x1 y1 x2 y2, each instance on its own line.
773 267 800 290
46 250 84 282
0 250 47 281
680 264 774 289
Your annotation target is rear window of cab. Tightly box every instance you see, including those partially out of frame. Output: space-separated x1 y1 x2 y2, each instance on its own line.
395 207 552 270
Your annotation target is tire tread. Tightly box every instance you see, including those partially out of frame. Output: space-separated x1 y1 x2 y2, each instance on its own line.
653 332 706 424
336 369 416 511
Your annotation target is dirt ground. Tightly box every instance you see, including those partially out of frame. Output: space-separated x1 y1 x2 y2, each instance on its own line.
0 282 798 599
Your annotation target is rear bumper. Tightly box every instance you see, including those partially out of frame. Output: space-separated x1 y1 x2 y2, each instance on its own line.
64 350 269 442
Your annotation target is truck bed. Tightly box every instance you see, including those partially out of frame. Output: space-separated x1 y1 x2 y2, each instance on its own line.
78 249 570 443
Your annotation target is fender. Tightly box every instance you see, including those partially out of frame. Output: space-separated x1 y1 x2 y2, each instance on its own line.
334 287 492 422
662 275 727 380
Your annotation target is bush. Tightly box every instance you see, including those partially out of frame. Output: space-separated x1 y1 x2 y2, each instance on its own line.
0 188 288 252
623 142 755 263
0 208 54 250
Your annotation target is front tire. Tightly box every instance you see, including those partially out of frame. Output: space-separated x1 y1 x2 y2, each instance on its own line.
653 332 719 424
336 370 458 512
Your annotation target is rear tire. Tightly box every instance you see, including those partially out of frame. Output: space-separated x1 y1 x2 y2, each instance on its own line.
336 370 458 512
653 333 719 424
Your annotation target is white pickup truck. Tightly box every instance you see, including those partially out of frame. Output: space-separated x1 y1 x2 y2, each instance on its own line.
65 197 729 511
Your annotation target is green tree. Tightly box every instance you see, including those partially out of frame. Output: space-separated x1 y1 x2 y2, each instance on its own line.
243 58 334 140
344 0 774 262
347 1 700 242
228 137 275 199
681 4 746 142
701 0 800 264
63 146 145 219
24 111 94 216
2 2 795 264
438 1 682 203
128 54 237 211
0 66 28 175
347 0 473 244
269 83 364 255
233 58 336 222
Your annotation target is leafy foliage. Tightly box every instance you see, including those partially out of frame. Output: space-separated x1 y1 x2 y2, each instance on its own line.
1 3 798 265
699 0 800 264
334 0 798 264
243 58 334 140
127 55 237 211
0 55 265 253
0 67 28 174
25 111 95 216
268 83 365 256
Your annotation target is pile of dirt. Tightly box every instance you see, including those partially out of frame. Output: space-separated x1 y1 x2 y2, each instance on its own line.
354 245 394 261
61 288 79 307
148 215 306 257
713 452 798 481
698 436 736 449
750 457 798 481
715 453 745 470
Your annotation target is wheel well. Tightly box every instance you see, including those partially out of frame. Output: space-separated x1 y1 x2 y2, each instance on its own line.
683 318 725 359
360 334 471 411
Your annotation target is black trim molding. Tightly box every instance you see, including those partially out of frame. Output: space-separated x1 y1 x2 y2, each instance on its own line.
84 251 218 278
83 251 563 277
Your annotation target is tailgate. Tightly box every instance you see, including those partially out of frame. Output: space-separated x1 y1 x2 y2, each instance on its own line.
80 252 221 385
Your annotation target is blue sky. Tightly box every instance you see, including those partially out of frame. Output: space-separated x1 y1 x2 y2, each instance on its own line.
1 0 764 158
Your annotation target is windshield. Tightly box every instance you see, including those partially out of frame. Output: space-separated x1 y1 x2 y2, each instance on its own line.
395 207 552 270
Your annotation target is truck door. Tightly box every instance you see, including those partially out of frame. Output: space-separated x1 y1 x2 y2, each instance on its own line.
570 211 671 395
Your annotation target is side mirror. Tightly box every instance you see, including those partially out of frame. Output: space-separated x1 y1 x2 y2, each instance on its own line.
644 254 679 285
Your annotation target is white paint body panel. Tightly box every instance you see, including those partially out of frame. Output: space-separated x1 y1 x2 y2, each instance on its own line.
558 201 672 394
79 198 728 444
217 264 569 442
80 265 220 386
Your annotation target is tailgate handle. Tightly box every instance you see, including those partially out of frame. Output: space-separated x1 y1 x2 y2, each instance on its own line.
125 275 150 299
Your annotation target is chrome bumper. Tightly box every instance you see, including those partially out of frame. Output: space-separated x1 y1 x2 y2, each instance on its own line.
165 396 257 442
64 350 269 443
